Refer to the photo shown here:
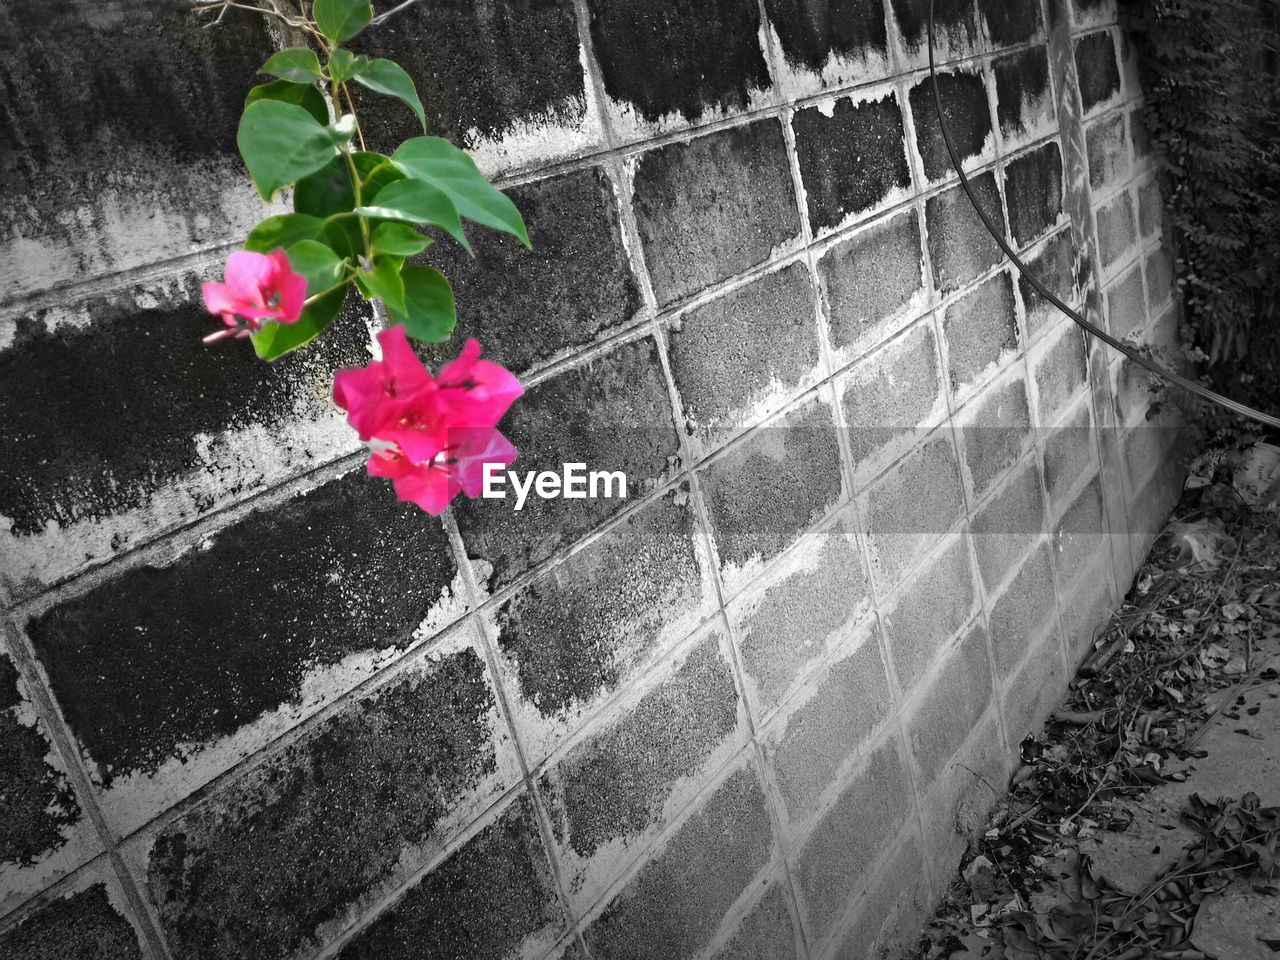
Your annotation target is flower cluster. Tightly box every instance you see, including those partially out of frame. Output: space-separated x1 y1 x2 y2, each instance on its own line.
333 326 523 514
201 250 305 343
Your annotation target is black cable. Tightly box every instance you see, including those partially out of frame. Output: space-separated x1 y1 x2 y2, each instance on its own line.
926 1 1280 431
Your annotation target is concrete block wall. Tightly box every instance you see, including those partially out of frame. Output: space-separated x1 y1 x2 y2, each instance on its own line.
0 0 1187 957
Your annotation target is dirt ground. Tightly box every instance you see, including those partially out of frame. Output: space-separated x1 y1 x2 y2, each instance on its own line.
912 447 1280 960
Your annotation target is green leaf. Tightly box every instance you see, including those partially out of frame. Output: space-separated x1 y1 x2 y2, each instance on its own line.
244 213 326 253
245 80 329 126
293 152 401 219
354 179 471 253
371 221 432 257
237 101 354 201
360 156 405 198
389 265 456 342
260 48 325 84
355 257 407 314
313 0 372 45
391 136 530 247
252 285 348 361
327 48 369 85
285 238 347 294
323 216 365 261
351 58 426 131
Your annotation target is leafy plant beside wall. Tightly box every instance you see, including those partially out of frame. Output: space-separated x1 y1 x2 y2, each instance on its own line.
1123 0 1280 434
195 0 527 514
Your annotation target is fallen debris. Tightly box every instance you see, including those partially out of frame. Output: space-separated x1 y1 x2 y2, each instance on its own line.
912 457 1280 960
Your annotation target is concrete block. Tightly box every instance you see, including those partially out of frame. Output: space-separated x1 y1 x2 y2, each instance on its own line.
1019 230 1079 340
733 516 872 715
1074 30 1121 114
668 262 821 449
1114 359 1159 430
881 536 977 692
1086 113 1129 190
1003 632 1066 743
1124 417 1187 488
958 374 1032 499
1144 242 1176 312
926 172 1008 294
0 649 100 918
586 0 770 124
888 0 981 60
1042 401 1096 510
840 318 944 476
420 168 642 374
1059 560 1117 664
865 434 966 591
817 208 926 357
348 0 596 171
908 69 993 183
0 275 370 598
145 639 519 960
1125 428 1184 512
1137 179 1163 238
993 47 1054 144
25 469 465 833
335 796 564 960
1031 323 1089 423
1106 264 1148 341
709 882 799 960
1129 105 1151 160
633 120 800 305
0 1 272 305
943 271 1019 393
793 91 912 232
1073 0 1119 31
1053 477 1106 590
978 0 1042 46
583 763 775 960
700 397 843 580
914 713 1006 875
0 653 78 863
829 835 931 960
492 486 712 754
767 627 892 824
539 629 742 872
987 542 1058 677
1005 141 1064 249
1096 189 1137 271
906 625 993 788
793 738 912 945
763 0 890 97
455 336 680 588
971 459 1046 592
0 876 144 960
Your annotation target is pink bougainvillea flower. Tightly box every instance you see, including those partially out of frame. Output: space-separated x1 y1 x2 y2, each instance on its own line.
333 325 436 442
435 338 524 427
332 327 523 515
201 249 307 343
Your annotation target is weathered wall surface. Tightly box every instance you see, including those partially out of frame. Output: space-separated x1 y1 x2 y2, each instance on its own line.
0 0 1187 957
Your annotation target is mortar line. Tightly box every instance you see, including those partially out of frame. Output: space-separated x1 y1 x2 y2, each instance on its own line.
0 37 1044 324
0 615 174 960
306 776 544 960
1046 0 1134 611
436 509 585 957
96 600 480 848
887 69 983 900
933 279 1020 776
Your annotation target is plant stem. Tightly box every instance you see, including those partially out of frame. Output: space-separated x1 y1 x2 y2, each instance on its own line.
331 73 372 262
342 84 367 151
304 271 356 305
